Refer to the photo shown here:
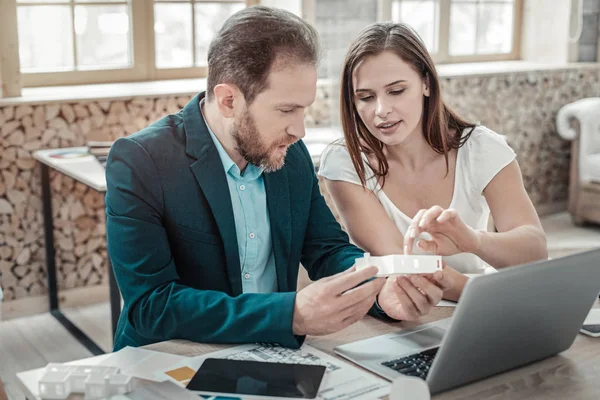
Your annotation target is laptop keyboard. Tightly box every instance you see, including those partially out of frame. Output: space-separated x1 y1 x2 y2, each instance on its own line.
381 347 439 380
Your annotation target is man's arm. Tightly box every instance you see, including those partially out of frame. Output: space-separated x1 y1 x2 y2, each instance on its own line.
297 142 362 279
296 142 390 319
106 137 301 348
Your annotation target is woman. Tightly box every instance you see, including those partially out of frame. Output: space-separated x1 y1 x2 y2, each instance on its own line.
319 22 547 321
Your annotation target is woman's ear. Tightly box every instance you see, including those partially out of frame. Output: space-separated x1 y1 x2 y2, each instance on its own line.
423 73 431 97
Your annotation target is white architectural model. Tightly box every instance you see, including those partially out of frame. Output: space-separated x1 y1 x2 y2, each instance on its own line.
39 363 135 399
355 253 442 276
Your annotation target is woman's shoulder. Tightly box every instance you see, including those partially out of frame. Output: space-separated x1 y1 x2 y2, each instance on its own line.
320 139 353 166
318 139 363 185
461 125 516 193
318 139 378 189
463 124 509 148
459 124 513 161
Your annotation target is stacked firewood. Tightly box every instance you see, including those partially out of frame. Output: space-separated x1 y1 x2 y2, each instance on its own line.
0 96 193 302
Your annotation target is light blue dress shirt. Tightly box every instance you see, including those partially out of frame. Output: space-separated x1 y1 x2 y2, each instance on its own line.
200 101 278 294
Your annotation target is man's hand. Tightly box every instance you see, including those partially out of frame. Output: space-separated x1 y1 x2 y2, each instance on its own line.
293 266 385 336
377 268 455 321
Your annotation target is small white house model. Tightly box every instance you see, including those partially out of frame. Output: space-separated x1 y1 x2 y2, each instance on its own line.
38 367 72 400
107 373 134 395
39 363 135 399
355 253 443 277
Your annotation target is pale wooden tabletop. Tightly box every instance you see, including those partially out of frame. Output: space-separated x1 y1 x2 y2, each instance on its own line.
145 301 600 400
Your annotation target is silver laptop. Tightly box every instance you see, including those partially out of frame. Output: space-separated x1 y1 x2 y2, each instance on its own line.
335 248 600 394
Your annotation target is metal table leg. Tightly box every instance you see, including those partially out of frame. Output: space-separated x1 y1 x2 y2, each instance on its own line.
41 163 58 312
40 162 105 356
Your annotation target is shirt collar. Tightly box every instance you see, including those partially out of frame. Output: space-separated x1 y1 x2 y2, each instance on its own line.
200 98 263 180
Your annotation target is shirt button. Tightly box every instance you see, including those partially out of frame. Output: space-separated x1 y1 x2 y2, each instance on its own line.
244 273 250 279
240 185 246 191
249 232 255 239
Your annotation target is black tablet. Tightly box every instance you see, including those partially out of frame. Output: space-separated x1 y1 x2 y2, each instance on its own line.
187 358 326 399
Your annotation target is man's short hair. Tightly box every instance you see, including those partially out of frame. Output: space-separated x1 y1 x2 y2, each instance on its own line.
207 6 320 104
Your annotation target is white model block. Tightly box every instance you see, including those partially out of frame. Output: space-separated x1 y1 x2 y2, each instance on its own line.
109 373 134 395
70 366 96 392
39 363 134 400
45 363 71 373
39 369 72 400
85 371 113 399
355 253 442 276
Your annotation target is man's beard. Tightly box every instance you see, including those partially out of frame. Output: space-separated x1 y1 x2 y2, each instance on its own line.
231 109 297 173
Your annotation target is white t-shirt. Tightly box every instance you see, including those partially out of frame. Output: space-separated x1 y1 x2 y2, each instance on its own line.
318 125 516 274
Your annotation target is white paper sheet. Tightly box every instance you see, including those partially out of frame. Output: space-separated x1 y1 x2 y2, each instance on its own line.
99 346 189 382
158 343 390 400
109 381 201 400
584 308 600 325
436 300 458 307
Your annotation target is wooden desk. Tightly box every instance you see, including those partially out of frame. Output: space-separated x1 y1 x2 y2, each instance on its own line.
16 302 600 399
142 302 600 400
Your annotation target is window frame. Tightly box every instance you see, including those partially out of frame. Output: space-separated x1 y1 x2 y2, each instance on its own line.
10 0 257 89
0 0 522 96
304 0 523 64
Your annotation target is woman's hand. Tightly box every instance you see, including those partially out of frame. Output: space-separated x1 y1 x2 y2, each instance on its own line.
404 206 481 257
432 264 469 302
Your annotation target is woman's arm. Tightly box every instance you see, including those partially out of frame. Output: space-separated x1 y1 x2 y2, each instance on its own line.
405 160 547 268
477 160 548 267
324 178 467 302
324 178 405 256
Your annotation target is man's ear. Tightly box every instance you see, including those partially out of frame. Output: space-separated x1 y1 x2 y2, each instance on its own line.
423 74 431 97
213 84 243 118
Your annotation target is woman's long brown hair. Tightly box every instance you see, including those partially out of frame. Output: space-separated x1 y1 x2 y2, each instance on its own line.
340 22 475 188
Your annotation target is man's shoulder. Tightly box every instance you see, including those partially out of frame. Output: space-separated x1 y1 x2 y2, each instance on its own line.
125 112 185 149
285 139 314 171
109 111 187 172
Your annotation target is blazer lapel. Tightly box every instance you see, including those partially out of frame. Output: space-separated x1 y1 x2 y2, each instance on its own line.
264 168 292 292
184 93 242 296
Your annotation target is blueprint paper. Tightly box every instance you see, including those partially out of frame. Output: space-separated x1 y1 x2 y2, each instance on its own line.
159 343 390 400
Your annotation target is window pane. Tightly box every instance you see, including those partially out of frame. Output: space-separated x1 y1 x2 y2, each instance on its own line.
194 2 245 66
476 3 513 54
315 0 378 79
75 5 131 69
392 0 438 53
17 6 74 71
449 3 476 56
154 3 193 68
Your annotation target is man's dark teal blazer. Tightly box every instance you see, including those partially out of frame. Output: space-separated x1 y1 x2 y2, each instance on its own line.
105 93 380 351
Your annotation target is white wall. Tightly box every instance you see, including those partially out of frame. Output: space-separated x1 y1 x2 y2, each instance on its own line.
522 0 577 63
